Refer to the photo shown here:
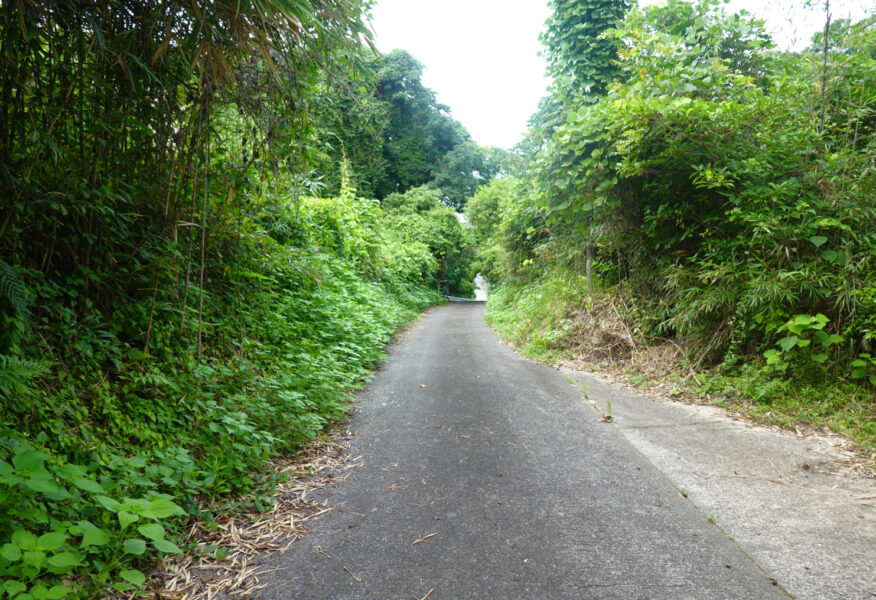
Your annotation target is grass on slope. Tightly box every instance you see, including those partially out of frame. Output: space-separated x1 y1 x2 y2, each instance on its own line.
486 269 875 456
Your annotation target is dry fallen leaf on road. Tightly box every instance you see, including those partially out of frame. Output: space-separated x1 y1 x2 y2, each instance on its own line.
601 416 614 423
419 384 427 388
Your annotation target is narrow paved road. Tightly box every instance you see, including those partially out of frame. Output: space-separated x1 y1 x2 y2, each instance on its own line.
259 304 787 599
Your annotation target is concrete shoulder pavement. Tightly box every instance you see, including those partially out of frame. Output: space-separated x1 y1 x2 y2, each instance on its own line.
561 368 876 600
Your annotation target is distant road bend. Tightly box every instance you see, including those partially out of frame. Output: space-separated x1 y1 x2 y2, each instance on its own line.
257 303 788 599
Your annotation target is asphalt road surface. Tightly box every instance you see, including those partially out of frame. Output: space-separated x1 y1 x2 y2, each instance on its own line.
258 303 787 599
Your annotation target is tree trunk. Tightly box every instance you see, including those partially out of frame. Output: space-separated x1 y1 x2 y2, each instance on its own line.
585 227 594 294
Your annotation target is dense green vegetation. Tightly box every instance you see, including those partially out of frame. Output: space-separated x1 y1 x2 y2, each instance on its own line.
309 47 507 206
469 0 875 447
0 1 484 597
2 0 874 596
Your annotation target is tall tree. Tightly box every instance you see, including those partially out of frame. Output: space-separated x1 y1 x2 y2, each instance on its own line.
538 0 631 291
429 141 508 210
0 0 375 424
374 49 464 197
310 49 390 199
541 0 630 107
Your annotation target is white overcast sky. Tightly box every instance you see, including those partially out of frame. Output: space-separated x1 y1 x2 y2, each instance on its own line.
369 0 875 150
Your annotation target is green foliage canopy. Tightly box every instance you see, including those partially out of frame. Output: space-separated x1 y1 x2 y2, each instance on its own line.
489 0 876 393
309 48 502 208
383 186 477 296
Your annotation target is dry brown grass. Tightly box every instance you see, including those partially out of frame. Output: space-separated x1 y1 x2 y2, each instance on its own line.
549 295 876 473
109 427 358 600
553 294 694 396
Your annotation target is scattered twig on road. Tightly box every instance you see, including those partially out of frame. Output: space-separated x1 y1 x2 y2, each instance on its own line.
412 533 438 545
343 566 362 582
417 589 434 600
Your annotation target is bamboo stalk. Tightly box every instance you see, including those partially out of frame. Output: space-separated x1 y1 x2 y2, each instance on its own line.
819 0 831 135
197 99 212 360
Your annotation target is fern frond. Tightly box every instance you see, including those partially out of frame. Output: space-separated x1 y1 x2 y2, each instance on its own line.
126 348 150 361
0 259 29 318
0 355 46 399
